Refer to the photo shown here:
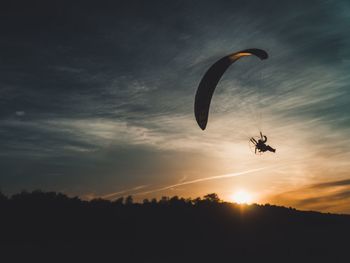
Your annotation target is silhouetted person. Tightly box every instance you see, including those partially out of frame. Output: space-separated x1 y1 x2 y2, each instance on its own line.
250 132 276 154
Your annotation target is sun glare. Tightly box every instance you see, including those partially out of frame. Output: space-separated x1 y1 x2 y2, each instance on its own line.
231 190 253 204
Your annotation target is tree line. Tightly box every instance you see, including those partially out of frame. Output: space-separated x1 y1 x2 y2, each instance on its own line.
0 190 349 262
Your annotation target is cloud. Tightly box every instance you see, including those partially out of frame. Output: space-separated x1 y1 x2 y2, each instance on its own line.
269 177 350 213
310 179 350 189
0 0 350 214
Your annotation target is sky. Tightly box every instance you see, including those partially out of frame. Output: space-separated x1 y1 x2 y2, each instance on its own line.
1 0 350 213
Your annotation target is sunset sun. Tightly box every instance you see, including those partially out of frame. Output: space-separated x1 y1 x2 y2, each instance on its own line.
231 190 253 204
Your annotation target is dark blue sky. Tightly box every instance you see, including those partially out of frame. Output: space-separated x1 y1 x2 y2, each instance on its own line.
1 0 350 213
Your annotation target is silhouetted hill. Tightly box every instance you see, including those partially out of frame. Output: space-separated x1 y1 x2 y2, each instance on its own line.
0 191 349 262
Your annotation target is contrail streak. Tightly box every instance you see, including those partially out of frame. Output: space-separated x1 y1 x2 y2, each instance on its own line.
102 184 149 200
134 167 268 196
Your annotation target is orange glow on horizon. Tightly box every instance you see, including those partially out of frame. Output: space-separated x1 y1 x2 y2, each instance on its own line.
230 190 253 204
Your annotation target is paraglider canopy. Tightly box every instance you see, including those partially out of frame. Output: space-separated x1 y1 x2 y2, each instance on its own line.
194 48 268 130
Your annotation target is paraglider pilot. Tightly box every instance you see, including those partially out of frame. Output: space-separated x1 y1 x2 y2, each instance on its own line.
250 132 276 154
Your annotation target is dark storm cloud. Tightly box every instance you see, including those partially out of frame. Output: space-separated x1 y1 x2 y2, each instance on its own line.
1 0 350 199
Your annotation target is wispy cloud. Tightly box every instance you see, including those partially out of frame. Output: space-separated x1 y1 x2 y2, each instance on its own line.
269 177 350 213
1 0 350 214
313 179 350 188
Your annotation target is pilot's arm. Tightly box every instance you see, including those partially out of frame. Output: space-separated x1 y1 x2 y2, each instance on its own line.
260 132 267 143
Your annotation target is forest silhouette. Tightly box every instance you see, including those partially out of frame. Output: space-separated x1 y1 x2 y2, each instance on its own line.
0 190 349 262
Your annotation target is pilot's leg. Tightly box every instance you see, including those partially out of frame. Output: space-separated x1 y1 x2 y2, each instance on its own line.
266 145 276 153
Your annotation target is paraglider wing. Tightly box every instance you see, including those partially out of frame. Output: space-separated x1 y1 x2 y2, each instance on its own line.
194 48 268 130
